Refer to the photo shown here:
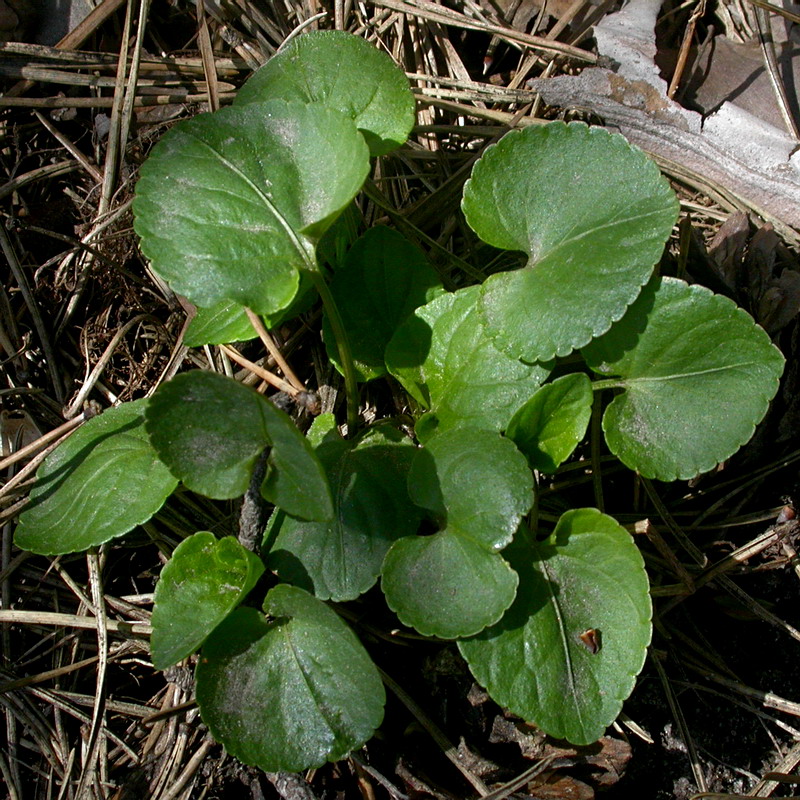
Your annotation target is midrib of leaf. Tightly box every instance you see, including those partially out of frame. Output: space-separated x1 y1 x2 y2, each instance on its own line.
627 361 765 384
283 623 339 739
525 205 668 266
436 315 485 400
194 135 314 272
44 436 145 525
331 454 353 583
453 523 508 553
536 552 585 730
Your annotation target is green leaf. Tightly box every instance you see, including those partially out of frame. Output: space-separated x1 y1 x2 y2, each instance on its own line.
406 428 533 547
506 373 593 473
462 122 679 362
582 276 785 480
185 272 317 347
264 426 422 601
381 531 519 639
185 301 256 348
317 202 363 271
15 400 178 556
146 371 333 520
195 585 385 771
459 509 652 745
386 286 550 440
150 532 264 670
133 100 369 315
381 428 533 637
324 227 444 382
235 31 415 157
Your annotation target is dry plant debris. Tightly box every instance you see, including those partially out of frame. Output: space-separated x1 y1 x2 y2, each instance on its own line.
2 0 800 798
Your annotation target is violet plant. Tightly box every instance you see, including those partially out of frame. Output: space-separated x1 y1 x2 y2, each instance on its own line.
14 31 784 769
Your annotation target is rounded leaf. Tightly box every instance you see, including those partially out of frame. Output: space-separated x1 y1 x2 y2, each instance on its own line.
15 400 178 555
235 31 415 156
407 427 534 549
583 276 785 480
381 428 532 638
195 586 385 771
459 509 652 745
264 426 422 601
381 531 519 638
386 286 550 438
133 100 369 315
146 371 333 520
150 532 265 669
462 122 679 361
324 227 444 382
506 373 593 473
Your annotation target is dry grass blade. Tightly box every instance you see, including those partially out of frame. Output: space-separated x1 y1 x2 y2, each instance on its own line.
0 610 152 636
0 224 64 403
374 0 596 61
379 667 491 797
667 0 706 99
653 653 709 793
73 551 110 797
754 2 800 138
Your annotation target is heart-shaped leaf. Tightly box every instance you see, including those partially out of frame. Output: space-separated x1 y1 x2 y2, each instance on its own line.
506 373 593 473
462 122 679 361
386 286 550 441
324 227 444 382
459 509 652 745
582 276 785 480
150 532 264 669
133 100 369 315
381 428 533 637
146 371 333 521
235 31 415 156
195 585 385 771
264 425 422 601
406 428 533 547
15 400 178 555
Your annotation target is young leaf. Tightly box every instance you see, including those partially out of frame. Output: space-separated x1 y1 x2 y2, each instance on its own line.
582 276 785 480
195 585 385 771
133 100 369 315
150 532 264 670
386 286 550 440
459 509 652 746
15 400 178 556
264 426 422 601
323 227 444 382
462 122 679 362
146 371 333 521
506 373 593 473
381 428 533 638
234 31 415 157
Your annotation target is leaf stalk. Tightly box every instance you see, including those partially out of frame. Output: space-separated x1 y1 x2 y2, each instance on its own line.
307 266 360 434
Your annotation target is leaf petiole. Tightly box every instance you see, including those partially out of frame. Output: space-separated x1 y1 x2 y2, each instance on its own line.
307 265 360 435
